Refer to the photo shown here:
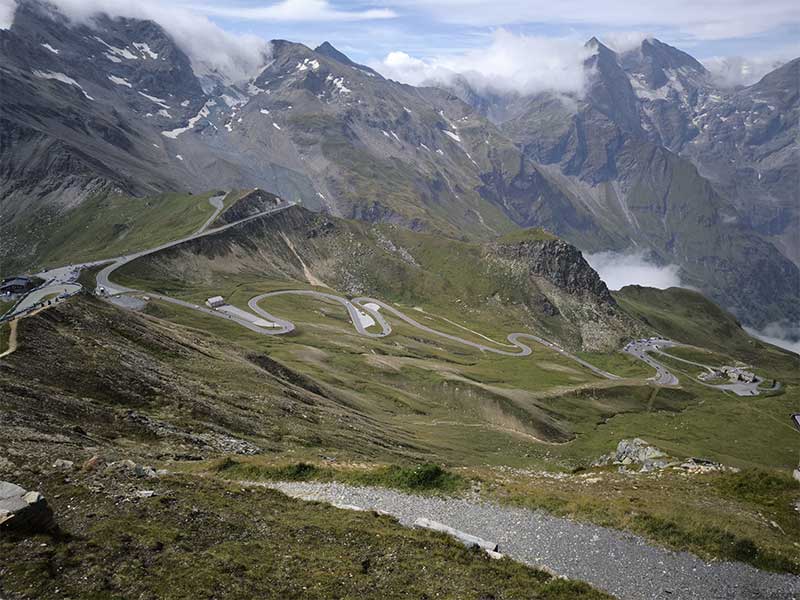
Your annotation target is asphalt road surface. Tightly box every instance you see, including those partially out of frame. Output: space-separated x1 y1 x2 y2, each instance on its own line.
623 338 774 395
266 481 800 600
624 338 680 385
9 260 109 317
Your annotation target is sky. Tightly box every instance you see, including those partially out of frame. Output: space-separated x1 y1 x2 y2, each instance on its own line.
6 0 797 88
186 0 800 85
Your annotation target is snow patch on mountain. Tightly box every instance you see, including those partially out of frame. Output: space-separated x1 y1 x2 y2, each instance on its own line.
33 70 94 100
296 58 320 72
138 92 170 109
162 100 214 138
442 130 461 142
108 75 132 88
133 42 158 59
94 36 137 60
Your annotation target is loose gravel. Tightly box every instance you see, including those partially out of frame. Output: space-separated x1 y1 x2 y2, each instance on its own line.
265 482 800 600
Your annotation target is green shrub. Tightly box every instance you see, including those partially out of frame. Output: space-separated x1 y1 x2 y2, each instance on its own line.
360 463 466 492
213 459 320 481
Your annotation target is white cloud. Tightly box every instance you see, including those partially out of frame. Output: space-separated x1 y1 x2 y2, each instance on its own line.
601 32 651 53
46 0 270 81
0 0 16 29
188 0 396 22
401 0 800 41
744 322 800 355
703 50 798 87
584 250 683 291
375 30 592 95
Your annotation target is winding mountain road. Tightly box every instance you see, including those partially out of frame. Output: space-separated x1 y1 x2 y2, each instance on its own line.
246 291 619 379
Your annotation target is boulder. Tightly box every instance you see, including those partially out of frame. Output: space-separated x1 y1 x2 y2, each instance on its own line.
0 481 55 533
793 469 800 483
615 438 666 464
53 459 74 470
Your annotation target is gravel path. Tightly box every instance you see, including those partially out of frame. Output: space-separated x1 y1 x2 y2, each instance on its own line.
265 482 800 600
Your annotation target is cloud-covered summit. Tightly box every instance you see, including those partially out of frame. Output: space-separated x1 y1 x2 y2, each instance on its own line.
3 0 270 81
375 30 593 96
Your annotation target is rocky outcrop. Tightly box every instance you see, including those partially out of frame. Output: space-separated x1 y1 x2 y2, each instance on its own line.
487 235 637 351
594 438 737 474
213 189 283 226
491 238 615 303
0 481 56 533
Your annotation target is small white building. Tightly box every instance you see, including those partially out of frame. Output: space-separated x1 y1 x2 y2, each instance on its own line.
206 296 225 308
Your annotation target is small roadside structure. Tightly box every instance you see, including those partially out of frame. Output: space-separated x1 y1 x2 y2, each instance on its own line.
0 277 35 295
206 296 226 308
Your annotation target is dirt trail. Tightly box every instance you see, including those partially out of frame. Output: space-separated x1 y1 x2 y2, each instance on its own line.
0 319 18 358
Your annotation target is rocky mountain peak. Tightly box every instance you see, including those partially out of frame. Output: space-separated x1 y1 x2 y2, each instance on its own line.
621 37 708 91
314 41 381 77
582 37 642 134
492 235 616 304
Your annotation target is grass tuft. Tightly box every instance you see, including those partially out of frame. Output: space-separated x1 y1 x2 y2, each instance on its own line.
212 459 466 493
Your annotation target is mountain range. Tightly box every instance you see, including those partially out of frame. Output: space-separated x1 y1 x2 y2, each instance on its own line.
1 0 798 332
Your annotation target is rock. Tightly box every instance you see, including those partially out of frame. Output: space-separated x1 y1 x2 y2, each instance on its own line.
106 460 159 478
679 458 737 474
615 438 666 464
0 481 55 533
135 490 155 498
793 469 800 483
52 459 74 470
0 456 15 470
595 438 683 473
82 455 102 472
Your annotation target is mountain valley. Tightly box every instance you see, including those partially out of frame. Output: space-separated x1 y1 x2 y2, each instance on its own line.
1 1 799 599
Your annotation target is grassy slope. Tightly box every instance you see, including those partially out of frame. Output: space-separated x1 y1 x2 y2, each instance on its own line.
30 190 223 271
614 285 799 379
0 471 607 600
0 298 15 317
6 205 798 576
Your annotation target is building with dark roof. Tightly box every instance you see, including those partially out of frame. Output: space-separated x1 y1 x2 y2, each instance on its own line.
0 277 35 294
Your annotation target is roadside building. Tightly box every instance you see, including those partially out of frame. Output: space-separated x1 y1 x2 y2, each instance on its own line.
206 296 226 308
0 277 35 295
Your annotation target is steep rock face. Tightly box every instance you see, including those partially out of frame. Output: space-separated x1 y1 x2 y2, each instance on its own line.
212 189 281 226
491 238 615 303
485 235 639 351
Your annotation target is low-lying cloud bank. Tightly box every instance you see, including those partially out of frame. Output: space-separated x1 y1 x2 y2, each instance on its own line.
703 55 792 87
584 250 683 291
744 322 800 355
374 30 592 96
